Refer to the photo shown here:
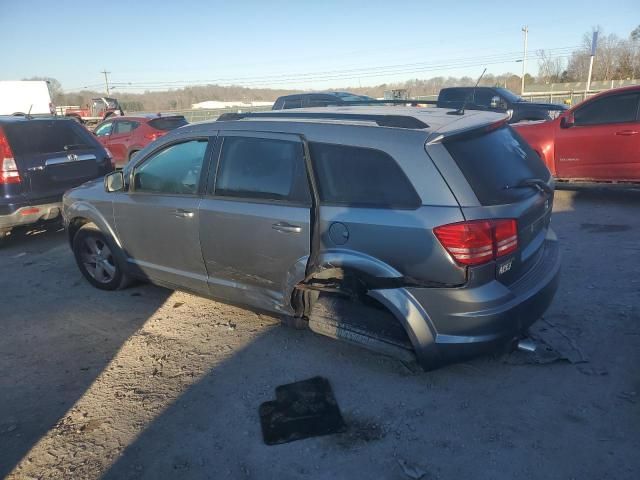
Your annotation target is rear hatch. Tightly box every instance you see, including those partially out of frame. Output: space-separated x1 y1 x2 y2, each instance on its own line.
3 119 112 202
442 124 554 284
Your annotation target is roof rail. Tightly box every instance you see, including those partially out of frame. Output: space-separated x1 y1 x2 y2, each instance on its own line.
216 111 429 129
328 99 438 107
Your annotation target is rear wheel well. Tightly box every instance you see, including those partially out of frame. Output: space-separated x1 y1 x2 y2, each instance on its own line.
291 268 414 347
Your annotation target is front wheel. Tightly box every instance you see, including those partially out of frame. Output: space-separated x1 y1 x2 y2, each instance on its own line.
72 225 130 290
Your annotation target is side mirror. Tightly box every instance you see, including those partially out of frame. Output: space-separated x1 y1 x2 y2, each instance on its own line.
560 113 575 128
105 171 124 192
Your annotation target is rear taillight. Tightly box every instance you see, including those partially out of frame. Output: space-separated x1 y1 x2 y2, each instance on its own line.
434 219 518 266
0 127 21 185
144 131 166 141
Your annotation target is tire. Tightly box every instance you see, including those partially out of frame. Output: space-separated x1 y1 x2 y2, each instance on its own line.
72 224 131 290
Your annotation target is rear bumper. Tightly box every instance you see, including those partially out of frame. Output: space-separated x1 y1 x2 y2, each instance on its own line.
0 202 63 232
370 231 561 370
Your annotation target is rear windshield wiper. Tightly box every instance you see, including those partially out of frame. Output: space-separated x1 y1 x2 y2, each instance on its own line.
504 178 553 196
64 144 88 151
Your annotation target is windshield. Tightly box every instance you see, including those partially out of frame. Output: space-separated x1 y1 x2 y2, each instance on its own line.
494 88 523 103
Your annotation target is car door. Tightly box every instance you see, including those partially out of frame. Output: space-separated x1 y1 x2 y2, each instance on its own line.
555 91 640 180
198 131 312 314
113 137 214 294
108 120 139 167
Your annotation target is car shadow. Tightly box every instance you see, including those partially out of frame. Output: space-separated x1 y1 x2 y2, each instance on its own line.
0 233 171 478
98 188 640 480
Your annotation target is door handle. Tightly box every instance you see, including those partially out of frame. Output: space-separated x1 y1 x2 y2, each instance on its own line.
615 130 639 136
272 222 302 233
173 209 195 218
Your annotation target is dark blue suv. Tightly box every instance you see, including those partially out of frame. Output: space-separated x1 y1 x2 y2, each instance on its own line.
0 117 113 242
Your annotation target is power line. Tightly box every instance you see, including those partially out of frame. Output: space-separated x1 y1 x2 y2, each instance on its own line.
66 46 580 92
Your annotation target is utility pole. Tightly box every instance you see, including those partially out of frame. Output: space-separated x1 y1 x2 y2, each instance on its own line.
101 69 111 95
585 30 598 98
521 26 528 95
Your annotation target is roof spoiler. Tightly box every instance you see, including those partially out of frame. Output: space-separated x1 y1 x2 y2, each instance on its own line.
217 111 429 129
426 116 510 145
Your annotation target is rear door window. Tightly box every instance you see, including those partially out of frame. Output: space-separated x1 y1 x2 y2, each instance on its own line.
444 126 550 205
282 98 303 109
309 143 421 209
4 120 99 155
439 89 467 103
574 93 640 125
214 136 310 203
113 121 138 134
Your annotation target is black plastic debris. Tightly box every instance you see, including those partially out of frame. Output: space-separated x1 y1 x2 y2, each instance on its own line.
259 376 346 445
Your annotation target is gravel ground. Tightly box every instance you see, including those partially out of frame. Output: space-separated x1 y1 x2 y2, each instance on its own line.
1 188 639 480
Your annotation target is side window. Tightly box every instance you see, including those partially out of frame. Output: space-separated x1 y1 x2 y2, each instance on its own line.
282 98 302 109
133 140 207 195
214 136 310 203
440 89 466 103
474 90 497 108
574 93 640 126
114 121 138 134
309 143 421 209
94 121 113 137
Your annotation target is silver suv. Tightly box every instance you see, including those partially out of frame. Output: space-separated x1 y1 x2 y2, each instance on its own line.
63 107 560 370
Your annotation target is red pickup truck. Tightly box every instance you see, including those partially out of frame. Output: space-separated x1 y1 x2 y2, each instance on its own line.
515 85 640 183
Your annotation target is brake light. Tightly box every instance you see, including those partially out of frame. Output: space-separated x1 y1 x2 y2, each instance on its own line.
0 127 21 185
144 131 166 141
434 219 518 266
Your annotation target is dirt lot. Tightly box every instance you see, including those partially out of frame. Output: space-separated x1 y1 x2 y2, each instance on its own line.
1 188 639 480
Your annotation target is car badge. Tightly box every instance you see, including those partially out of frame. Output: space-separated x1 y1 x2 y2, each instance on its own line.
67 153 79 162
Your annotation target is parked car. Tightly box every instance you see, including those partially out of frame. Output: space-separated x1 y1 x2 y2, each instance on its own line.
93 114 188 168
0 117 113 242
0 80 56 116
437 86 567 123
515 85 640 183
272 92 374 110
63 107 560 371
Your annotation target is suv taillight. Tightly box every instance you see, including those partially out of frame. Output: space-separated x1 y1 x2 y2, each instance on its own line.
144 131 166 141
0 127 21 185
434 219 518 266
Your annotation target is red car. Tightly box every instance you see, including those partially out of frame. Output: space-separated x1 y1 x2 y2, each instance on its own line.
93 114 188 168
515 85 640 183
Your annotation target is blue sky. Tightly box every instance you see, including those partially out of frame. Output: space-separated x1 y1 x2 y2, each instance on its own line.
1 0 638 92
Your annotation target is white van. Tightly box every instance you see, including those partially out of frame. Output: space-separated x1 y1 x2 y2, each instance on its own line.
0 80 55 116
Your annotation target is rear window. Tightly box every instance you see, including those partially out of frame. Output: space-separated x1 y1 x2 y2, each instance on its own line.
309 143 421 209
4 120 99 156
445 126 550 205
148 117 188 131
439 89 468 103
